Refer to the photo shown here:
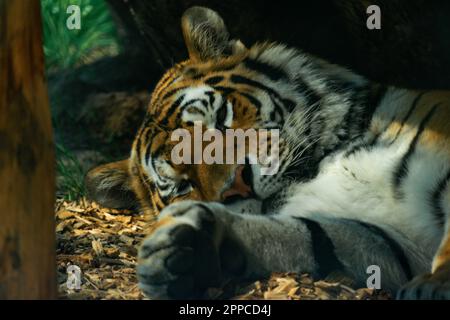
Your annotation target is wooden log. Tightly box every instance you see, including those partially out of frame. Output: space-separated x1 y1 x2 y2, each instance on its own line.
0 0 56 299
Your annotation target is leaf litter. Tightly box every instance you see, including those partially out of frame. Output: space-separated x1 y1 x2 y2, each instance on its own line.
56 199 392 300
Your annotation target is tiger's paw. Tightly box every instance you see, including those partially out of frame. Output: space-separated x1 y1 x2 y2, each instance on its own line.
136 201 240 299
396 272 450 300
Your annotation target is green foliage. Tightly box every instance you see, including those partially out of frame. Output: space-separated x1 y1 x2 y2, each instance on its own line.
41 0 120 72
42 1 119 199
56 144 86 201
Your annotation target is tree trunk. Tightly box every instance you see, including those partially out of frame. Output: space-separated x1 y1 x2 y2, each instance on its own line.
0 0 56 299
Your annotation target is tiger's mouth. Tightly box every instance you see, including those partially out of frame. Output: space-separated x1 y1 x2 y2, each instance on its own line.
220 160 287 213
221 163 257 204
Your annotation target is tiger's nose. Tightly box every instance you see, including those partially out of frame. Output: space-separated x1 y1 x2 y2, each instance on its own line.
221 165 253 202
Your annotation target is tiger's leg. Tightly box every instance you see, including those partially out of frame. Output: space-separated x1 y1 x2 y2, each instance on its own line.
397 225 450 300
137 200 419 299
397 182 450 300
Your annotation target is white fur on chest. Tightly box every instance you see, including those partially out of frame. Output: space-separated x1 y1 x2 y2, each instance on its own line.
280 138 445 255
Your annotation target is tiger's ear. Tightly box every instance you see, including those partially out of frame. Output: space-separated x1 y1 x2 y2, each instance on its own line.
84 159 137 210
181 6 247 62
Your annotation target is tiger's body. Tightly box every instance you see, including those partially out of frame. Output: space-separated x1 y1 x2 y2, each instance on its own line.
86 7 450 299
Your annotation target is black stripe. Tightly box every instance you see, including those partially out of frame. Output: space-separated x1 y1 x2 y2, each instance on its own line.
139 171 153 194
152 74 181 102
184 67 198 76
212 85 235 96
336 100 358 146
344 110 392 159
352 221 413 281
238 92 262 110
134 162 159 214
144 140 152 166
231 75 283 102
295 77 322 111
338 86 380 147
282 98 296 112
216 97 228 129
205 76 224 85
192 74 205 80
393 104 439 198
272 99 285 123
361 84 387 133
331 85 386 156
135 127 146 162
282 79 324 176
141 114 154 128
157 182 170 191
148 134 166 180
180 98 203 110
158 189 171 203
211 64 237 72
205 91 215 111
160 86 187 102
430 169 450 228
184 68 204 80
390 92 426 145
344 113 394 158
139 169 163 211
151 162 172 204
294 217 346 278
344 134 380 158
243 57 288 82
231 74 295 116
160 94 185 126
154 196 165 211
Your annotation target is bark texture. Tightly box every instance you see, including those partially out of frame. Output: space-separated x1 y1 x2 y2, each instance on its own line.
0 0 56 299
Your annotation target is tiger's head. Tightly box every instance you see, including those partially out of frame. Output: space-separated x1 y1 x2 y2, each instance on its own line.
85 6 358 214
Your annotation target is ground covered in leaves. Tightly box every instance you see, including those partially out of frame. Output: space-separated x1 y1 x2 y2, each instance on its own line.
56 199 392 300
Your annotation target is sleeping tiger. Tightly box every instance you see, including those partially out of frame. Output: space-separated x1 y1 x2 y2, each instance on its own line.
85 6 450 299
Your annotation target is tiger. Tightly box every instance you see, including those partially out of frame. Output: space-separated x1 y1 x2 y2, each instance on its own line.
85 6 450 299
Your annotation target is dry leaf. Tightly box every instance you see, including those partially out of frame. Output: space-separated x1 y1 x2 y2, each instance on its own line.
57 210 75 219
56 220 74 232
91 239 104 257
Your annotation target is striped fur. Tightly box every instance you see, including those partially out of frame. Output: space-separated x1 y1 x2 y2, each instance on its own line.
86 7 450 299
